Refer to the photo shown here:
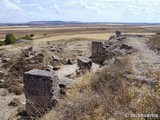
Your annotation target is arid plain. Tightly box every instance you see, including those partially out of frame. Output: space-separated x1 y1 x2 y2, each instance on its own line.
0 24 160 120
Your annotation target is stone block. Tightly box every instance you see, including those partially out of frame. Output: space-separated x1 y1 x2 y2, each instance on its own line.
91 41 106 58
23 69 59 114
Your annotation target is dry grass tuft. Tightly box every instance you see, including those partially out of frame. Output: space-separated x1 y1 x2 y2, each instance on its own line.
148 35 160 50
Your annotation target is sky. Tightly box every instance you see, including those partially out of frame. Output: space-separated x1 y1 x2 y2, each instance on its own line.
0 0 160 23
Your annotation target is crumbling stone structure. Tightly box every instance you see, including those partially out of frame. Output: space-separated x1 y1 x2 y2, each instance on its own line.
23 69 59 114
91 41 106 58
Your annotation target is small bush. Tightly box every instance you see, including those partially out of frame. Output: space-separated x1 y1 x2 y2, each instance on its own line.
5 33 17 45
20 35 33 40
0 41 5 46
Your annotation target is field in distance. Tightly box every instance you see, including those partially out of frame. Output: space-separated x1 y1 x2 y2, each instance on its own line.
0 24 159 43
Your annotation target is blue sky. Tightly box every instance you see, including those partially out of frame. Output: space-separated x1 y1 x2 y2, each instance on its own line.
0 0 160 23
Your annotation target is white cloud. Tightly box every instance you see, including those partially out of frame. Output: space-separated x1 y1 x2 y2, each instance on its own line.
14 0 21 3
54 4 63 14
0 0 160 23
0 0 22 11
38 6 45 10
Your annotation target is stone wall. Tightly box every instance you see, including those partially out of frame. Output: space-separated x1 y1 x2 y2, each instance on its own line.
91 41 106 58
23 69 59 115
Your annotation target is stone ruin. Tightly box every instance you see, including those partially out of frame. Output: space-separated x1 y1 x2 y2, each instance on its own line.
91 31 134 64
23 69 59 115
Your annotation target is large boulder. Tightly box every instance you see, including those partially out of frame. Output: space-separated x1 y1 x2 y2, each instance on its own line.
77 57 92 69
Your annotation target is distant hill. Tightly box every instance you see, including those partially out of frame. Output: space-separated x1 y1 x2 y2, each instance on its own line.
0 21 82 26
27 21 81 25
0 21 159 26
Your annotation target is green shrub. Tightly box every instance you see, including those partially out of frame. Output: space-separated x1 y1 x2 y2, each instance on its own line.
0 41 5 46
5 33 17 45
20 35 33 40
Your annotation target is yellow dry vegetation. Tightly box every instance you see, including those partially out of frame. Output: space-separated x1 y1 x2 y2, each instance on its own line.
34 33 113 43
43 56 160 120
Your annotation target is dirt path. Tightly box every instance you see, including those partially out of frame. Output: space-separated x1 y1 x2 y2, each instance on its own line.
127 37 160 83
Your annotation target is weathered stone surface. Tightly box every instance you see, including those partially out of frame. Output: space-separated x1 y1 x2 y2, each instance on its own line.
29 51 36 56
120 44 133 50
52 55 60 61
57 48 61 52
27 46 33 51
109 35 115 40
46 65 54 71
66 58 74 65
0 79 4 83
53 66 61 71
0 88 8 96
77 57 92 69
106 52 117 60
115 30 121 37
2 57 11 63
91 41 106 58
0 71 4 79
65 73 76 79
156 32 160 35
59 77 72 89
23 69 59 114
117 36 126 41
50 47 57 52
8 98 21 107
